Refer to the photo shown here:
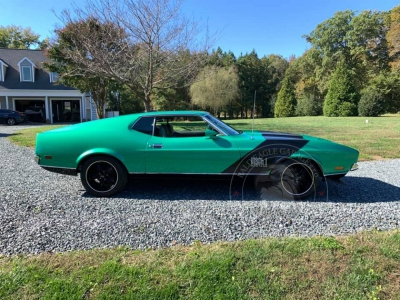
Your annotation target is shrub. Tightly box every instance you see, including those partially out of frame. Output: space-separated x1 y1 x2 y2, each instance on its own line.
358 86 386 117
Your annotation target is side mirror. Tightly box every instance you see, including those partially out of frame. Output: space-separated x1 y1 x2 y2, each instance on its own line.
205 128 218 138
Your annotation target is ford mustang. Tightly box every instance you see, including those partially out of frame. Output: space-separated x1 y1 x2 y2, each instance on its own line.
35 111 359 199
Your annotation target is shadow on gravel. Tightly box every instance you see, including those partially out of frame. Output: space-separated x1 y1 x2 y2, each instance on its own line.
80 175 400 203
0 132 15 138
320 177 400 203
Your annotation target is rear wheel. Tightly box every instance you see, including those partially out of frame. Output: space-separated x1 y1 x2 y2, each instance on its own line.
7 118 16 126
81 156 127 197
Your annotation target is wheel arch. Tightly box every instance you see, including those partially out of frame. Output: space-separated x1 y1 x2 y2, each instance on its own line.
276 155 324 177
76 149 128 174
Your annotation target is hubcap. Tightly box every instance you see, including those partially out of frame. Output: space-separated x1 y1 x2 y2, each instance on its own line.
86 161 118 193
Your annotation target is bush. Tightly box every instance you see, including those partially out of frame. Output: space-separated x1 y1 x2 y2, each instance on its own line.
358 87 386 117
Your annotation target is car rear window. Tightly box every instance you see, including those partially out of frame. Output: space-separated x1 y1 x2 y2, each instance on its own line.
132 117 154 135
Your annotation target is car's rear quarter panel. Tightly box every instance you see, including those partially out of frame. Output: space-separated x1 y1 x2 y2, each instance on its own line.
35 115 150 173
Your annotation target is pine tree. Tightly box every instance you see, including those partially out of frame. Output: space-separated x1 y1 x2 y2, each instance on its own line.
323 63 359 116
274 76 297 117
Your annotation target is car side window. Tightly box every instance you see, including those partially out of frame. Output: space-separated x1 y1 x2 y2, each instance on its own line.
155 116 210 138
132 117 154 135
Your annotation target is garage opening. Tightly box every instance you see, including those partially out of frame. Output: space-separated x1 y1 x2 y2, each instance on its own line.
15 100 46 123
52 100 80 123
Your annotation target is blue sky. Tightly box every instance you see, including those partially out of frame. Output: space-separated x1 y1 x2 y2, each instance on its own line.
1 0 399 59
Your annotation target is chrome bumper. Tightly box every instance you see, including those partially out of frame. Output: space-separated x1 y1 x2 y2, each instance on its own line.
34 155 40 164
350 163 358 171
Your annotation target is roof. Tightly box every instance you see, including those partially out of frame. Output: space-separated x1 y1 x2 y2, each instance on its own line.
135 110 209 117
0 48 76 91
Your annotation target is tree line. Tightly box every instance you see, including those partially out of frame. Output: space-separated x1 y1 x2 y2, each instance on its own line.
2 1 399 118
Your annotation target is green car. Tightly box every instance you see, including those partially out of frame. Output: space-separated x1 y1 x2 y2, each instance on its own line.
35 111 359 199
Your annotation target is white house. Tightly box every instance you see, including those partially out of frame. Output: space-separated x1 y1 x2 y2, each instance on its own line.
0 48 97 123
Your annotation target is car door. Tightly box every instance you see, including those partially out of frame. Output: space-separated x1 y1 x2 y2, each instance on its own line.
145 116 240 174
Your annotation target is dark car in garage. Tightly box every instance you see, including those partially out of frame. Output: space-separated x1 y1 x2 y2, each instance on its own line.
0 109 26 125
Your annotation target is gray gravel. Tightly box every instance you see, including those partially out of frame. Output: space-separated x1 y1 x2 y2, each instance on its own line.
1 124 399 255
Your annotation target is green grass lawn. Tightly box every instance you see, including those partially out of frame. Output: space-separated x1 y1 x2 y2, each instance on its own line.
1 230 400 299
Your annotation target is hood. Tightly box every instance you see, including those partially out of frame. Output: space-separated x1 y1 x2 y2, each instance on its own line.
242 130 304 140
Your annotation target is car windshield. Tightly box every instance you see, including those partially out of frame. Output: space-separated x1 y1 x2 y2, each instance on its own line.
204 114 240 136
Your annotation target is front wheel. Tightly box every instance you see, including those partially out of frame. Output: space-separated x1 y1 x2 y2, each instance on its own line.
81 156 127 197
256 160 320 200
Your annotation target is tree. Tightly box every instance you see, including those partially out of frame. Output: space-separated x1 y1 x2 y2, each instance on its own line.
305 10 390 95
305 11 354 66
152 87 191 111
53 0 210 112
237 51 273 118
296 93 323 116
45 18 120 119
364 71 400 113
386 5 400 72
291 49 323 96
208 47 236 68
0 25 41 49
106 83 144 114
274 75 297 118
323 63 359 117
266 54 289 92
190 65 239 114
347 10 390 74
264 54 289 117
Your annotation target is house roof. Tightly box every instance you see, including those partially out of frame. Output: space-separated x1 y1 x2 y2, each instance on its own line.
0 48 76 91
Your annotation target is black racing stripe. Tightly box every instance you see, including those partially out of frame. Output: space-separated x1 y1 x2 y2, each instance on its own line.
222 137 309 174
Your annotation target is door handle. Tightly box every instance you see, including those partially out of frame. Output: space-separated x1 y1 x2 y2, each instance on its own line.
152 143 163 149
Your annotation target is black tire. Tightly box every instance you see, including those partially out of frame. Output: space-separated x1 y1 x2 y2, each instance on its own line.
80 156 127 197
255 159 320 200
7 118 16 126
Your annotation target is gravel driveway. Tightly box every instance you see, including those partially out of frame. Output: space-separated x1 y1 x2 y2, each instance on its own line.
1 124 399 255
